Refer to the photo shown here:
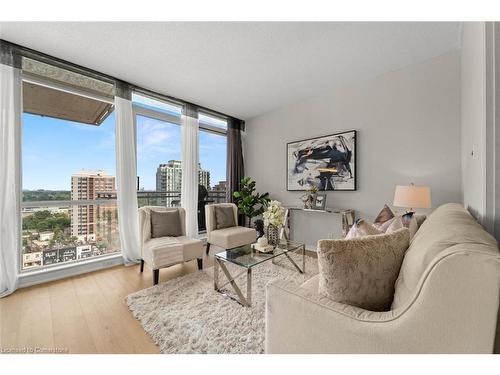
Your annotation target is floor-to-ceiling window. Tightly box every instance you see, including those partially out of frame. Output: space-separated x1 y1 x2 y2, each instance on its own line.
20 58 120 271
198 113 228 231
133 92 228 232
133 93 183 208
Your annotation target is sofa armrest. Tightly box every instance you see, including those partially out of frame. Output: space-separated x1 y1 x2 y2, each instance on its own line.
266 248 500 353
265 279 398 354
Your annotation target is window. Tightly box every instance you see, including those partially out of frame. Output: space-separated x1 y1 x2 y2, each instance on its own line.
133 93 183 208
133 94 228 232
21 60 119 271
198 113 228 231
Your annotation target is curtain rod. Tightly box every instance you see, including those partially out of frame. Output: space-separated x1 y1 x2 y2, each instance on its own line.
0 39 243 123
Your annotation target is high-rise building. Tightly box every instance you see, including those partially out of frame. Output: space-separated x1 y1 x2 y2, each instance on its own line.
213 180 227 192
71 170 116 241
212 180 227 203
155 160 211 206
198 166 210 190
156 160 182 206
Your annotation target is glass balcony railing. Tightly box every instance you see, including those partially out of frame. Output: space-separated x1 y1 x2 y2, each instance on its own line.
20 190 227 271
21 199 120 271
137 190 227 231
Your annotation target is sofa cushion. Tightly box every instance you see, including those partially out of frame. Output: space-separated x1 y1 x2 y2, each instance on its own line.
150 209 183 238
214 205 236 229
209 226 256 249
143 236 203 269
317 228 410 311
391 203 498 310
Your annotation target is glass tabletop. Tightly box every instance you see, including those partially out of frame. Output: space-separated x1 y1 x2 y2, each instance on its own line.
214 240 304 269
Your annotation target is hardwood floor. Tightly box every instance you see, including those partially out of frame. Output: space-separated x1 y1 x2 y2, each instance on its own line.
0 248 315 354
0 256 214 354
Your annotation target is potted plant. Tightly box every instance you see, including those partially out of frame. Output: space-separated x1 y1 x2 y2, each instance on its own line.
233 177 270 227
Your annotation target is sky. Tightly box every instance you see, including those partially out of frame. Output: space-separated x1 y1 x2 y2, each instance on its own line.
22 112 227 191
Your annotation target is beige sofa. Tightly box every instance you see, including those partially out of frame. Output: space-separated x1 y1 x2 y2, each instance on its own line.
138 206 204 285
265 203 500 353
205 203 256 254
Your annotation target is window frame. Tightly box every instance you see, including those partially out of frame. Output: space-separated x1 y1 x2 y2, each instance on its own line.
19 71 120 274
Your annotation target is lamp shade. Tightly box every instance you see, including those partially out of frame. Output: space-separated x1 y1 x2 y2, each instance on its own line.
393 184 431 209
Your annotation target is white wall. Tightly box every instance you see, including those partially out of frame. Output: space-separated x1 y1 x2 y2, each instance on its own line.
244 51 461 242
461 22 487 223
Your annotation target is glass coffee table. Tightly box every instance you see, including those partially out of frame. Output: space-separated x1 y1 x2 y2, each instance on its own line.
214 240 305 307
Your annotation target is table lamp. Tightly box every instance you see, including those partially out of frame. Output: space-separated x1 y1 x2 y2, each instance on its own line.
393 183 431 212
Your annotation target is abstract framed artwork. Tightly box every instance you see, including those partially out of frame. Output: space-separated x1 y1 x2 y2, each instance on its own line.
286 130 356 191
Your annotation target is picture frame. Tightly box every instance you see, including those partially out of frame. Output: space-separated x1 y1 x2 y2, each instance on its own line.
286 130 357 191
313 193 327 210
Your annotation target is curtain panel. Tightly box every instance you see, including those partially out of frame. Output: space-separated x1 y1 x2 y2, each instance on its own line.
0 63 22 297
226 118 245 224
115 89 141 264
181 104 199 238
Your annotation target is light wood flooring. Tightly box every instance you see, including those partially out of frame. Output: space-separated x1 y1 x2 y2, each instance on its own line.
0 249 316 354
0 255 215 354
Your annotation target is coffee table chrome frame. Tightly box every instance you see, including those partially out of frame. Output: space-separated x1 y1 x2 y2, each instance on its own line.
213 243 305 307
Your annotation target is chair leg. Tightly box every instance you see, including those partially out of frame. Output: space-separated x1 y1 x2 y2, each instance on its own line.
153 269 159 285
197 258 203 270
206 242 211 255
140 259 144 273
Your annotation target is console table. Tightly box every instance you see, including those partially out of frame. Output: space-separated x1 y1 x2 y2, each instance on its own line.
280 207 355 249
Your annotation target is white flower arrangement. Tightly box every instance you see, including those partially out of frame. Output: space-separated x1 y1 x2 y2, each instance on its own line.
263 200 285 227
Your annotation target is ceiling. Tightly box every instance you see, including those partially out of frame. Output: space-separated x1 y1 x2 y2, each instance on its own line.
0 22 461 120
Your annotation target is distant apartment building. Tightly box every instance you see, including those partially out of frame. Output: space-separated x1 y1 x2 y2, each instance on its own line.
211 180 227 203
212 180 227 191
22 251 42 269
199 167 210 191
155 160 211 206
70 170 116 241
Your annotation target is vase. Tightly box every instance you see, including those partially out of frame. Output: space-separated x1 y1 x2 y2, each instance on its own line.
266 224 280 246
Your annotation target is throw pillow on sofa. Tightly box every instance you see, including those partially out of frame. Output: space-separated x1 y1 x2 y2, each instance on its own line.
318 228 410 311
373 204 395 231
386 212 418 239
345 218 381 239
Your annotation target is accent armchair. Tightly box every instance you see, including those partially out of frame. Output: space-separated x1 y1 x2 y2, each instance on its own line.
138 206 204 285
205 203 256 255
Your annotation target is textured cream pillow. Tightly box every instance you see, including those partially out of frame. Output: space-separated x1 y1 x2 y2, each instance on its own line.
317 228 410 311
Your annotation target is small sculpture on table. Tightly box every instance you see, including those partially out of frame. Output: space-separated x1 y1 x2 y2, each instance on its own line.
253 219 265 238
300 185 318 209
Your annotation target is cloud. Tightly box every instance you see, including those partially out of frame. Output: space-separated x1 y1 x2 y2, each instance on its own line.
137 118 181 160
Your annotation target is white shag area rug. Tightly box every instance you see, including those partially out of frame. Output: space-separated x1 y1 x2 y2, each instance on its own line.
127 254 318 354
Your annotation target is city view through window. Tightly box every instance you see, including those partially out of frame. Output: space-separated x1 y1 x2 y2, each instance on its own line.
22 95 228 271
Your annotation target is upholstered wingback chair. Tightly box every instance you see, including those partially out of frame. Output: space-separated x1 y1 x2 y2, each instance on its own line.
205 203 256 255
138 206 204 285
266 203 500 353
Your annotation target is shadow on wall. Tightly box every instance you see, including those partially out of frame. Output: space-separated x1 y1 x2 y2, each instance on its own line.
466 205 480 222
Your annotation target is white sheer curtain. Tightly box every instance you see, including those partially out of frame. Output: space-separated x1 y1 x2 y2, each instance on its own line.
181 108 199 238
0 64 21 297
115 96 141 264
